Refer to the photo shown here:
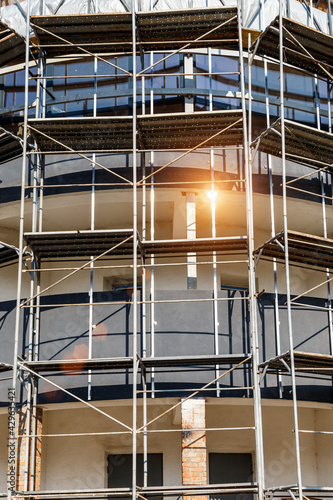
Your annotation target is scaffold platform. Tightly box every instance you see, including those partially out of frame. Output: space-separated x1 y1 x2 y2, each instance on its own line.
31 7 239 57
0 129 23 165
260 351 333 375
27 110 243 153
0 21 26 66
254 118 333 171
24 230 134 258
20 354 251 374
252 15 333 79
141 236 248 256
254 230 333 269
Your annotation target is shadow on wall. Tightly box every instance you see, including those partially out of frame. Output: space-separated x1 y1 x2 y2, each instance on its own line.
0 291 332 405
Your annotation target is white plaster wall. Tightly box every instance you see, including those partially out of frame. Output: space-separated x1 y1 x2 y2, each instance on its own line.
0 400 332 490
315 407 333 486
206 400 332 487
34 399 333 492
262 404 318 486
0 264 21 302
0 186 332 300
40 401 182 490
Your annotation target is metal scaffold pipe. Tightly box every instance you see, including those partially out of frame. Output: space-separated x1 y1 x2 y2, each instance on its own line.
279 0 303 496
9 0 31 496
238 0 264 497
132 2 138 500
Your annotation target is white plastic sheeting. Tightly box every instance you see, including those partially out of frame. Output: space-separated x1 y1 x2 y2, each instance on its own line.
1 0 332 39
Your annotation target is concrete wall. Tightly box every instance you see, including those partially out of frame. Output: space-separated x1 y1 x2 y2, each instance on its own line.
0 183 331 302
1 399 331 491
316 406 333 485
0 288 332 405
39 401 181 491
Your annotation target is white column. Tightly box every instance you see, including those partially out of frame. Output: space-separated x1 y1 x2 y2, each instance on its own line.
186 192 197 289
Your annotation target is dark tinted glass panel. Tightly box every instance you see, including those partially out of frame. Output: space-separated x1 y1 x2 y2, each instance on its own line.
209 453 253 500
108 453 162 500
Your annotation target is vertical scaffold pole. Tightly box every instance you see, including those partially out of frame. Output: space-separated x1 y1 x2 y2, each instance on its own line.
312 57 333 383
29 40 45 490
149 38 155 397
327 81 333 359
261 0 283 399
142 73 148 488
326 81 333 360
208 46 220 397
23 50 43 490
328 0 332 35
310 0 314 27
132 2 138 500
238 1 264 498
10 0 31 496
23 100 41 493
279 1 303 497
88 47 98 401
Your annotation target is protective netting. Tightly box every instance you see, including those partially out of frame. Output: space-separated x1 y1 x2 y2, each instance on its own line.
1 0 332 41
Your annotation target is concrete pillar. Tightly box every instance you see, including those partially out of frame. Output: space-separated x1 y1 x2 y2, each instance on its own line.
181 398 207 500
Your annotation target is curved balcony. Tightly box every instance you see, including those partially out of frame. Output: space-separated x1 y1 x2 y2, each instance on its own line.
0 2 333 498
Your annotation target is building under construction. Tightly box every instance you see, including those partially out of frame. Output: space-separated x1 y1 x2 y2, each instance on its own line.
0 0 333 498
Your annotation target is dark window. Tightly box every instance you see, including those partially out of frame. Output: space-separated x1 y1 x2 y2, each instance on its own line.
209 453 253 500
108 453 163 499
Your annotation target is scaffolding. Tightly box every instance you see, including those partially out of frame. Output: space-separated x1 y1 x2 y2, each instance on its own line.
249 2 333 499
0 0 333 499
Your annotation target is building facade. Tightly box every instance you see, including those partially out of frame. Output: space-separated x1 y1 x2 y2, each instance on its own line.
0 0 333 499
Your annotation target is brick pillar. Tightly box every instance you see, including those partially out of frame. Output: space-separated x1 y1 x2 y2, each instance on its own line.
181 398 207 500
34 408 43 490
9 406 43 492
